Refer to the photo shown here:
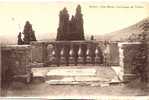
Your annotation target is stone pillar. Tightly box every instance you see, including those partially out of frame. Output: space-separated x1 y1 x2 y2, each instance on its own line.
109 42 119 66
42 42 49 65
30 41 43 63
118 42 141 81
47 44 54 65
30 41 49 66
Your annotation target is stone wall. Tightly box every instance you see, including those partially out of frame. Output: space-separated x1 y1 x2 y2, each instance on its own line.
118 42 141 81
1 45 31 95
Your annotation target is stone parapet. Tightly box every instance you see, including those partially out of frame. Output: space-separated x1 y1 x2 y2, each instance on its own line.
30 41 104 66
1 45 32 93
118 42 141 81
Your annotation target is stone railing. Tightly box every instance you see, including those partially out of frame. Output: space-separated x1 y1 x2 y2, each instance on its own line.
47 41 104 66
31 41 104 67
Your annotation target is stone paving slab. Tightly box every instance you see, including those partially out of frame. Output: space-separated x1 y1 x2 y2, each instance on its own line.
32 67 49 77
74 76 110 82
46 68 96 76
32 66 120 85
111 66 122 81
45 76 111 84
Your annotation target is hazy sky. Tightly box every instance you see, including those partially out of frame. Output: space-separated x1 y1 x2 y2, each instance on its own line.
0 1 148 43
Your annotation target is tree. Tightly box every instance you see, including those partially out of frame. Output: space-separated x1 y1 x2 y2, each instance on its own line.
68 15 77 40
17 32 23 45
56 8 69 40
56 5 85 41
90 35 94 40
75 5 85 40
23 21 36 44
135 21 149 82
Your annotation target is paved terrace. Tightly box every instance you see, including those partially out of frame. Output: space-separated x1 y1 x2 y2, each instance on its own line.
3 66 149 97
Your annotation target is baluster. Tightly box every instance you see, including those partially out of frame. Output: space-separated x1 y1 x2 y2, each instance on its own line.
78 44 84 64
73 44 79 66
60 46 65 65
91 43 96 65
95 46 104 65
64 44 70 66
52 49 55 56
55 43 61 66
86 44 92 64
69 44 75 65
51 44 56 65
95 46 100 65
82 43 87 64
47 44 54 65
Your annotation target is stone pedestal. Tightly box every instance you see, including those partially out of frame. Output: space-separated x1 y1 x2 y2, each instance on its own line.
109 42 119 66
1 45 32 96
118 42 141 81
31 41 49 66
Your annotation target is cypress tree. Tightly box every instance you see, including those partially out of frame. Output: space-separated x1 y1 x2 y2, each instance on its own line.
75 5 85 40
56 5 85 41
17 32 23 45
56 8 69 40
23 21 36 44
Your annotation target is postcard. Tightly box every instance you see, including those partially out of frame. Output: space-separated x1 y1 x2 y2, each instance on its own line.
1 0 149 99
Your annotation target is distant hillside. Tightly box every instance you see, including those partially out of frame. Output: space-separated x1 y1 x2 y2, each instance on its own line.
96 17 149 41
0 36 17 45
0 33 56 45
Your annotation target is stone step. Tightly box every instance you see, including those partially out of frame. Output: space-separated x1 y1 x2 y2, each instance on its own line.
45 77 109 85
32 67 49 77
30 62 45 68
45 76 121 86
46 68 96 76
45 76 110 82
111 66 123 81
32 66 121 86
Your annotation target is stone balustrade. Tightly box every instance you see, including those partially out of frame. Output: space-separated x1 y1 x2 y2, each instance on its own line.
31 41 120 67
46 41 104 66
31 41 105 67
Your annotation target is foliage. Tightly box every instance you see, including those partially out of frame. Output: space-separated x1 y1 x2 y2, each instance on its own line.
134 22 148 82
56 5 85 41
23 21 36 44
17 32 23 45
17 21 37 45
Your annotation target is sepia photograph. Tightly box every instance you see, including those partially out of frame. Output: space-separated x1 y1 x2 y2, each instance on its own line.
1 0 149 99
